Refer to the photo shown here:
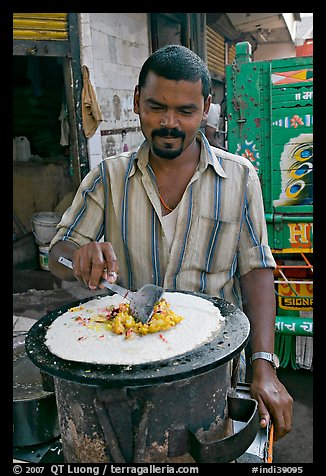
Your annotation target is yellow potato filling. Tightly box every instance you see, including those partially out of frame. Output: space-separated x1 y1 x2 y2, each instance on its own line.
73 298 183 338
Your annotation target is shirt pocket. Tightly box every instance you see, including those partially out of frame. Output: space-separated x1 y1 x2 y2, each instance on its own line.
186 215 241 273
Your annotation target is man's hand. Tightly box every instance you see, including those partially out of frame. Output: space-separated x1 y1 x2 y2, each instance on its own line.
250 360 293 441
240 268 293 441
49 241 119 290
72 241 119 289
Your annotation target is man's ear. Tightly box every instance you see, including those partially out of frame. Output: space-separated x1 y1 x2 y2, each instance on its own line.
202 94 212 122
133 85 140 114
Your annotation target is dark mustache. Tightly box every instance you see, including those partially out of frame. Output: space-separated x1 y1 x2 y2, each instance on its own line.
151 128 185 139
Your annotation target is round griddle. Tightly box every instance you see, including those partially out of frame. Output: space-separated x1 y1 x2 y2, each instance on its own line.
25 290 250 387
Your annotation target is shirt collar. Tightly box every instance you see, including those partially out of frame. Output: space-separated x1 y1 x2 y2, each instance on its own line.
131 132 228 178
197 131 228 178
124 141 149 177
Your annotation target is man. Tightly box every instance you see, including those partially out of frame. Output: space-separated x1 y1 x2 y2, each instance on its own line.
49 44 292 442
204 102 221 147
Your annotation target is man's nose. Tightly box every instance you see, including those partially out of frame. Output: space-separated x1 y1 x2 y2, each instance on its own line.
160 112 178 128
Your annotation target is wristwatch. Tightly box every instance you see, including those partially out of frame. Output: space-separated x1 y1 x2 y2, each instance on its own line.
250 352 280 370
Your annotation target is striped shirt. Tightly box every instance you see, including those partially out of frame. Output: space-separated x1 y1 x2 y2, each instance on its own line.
50 132 275 308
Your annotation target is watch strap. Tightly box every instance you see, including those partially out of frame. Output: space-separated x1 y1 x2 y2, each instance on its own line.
250 352 279 369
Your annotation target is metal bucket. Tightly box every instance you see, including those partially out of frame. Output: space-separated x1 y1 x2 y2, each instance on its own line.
31 212 61 245
38 244 50 271
13 335 60 447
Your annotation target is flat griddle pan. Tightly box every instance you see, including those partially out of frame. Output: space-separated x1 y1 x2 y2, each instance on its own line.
25 290 250 387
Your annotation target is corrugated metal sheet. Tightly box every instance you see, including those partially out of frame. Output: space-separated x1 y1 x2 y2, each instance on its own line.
206 25 225 76
228 44 236 64
13 13 68 40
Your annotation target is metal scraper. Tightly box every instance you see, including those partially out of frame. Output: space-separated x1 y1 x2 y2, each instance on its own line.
58 256 164 324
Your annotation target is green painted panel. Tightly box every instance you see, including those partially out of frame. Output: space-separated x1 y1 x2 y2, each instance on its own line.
267 220 313 250
226 43 313 251
271 86 313 108
270 55 313 70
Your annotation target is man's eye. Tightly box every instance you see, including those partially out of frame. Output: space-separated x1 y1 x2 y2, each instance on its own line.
179 109 193 115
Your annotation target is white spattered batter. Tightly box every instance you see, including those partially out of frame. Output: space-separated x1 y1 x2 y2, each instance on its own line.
45 292 225 365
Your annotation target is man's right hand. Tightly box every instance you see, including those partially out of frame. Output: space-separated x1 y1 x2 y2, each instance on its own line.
72 241 119 289
49 241 119 290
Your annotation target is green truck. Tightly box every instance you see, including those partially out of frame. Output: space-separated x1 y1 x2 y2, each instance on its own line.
226 42 313 369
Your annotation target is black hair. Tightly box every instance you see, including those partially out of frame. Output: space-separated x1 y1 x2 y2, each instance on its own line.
138 44 211 100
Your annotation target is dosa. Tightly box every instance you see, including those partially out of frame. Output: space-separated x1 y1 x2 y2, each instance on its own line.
45 292 224 365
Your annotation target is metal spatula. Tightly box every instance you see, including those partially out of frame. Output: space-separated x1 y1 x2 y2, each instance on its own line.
58 257 164 324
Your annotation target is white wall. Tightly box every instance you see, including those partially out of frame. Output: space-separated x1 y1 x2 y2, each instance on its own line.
78 13 150 169
253 42 296 61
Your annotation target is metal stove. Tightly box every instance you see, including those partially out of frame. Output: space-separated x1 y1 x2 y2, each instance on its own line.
13 383 272 464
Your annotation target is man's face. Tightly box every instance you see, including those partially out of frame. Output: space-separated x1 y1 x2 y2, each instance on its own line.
134 71 210 160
